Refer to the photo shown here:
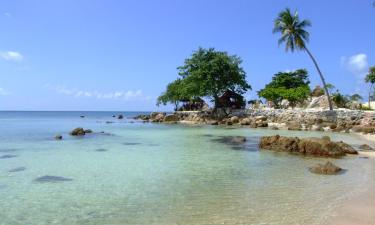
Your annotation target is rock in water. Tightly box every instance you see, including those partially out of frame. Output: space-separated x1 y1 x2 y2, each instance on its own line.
259 135 357 157
70 127 85 136
359 144 373 151
0 154 18 159
34 175 73 183
55 134 63 140
118 114 124 119
8 167 26 172
309 161 342 175
84 129 93 134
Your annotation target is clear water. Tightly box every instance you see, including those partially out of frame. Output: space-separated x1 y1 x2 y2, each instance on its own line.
0 111 374 225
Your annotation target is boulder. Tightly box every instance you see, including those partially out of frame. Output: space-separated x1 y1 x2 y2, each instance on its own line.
287 121 301 131
55 134 63 140
209 121 219 125
117 114 124 119
151 112 166 122
309 161 342 175
163 114 179 122
259 135 357 157
84 129 93 134
359 144 373 151
351 125 375 134
230 116 239 124
240 118 251 125
70 127 85 136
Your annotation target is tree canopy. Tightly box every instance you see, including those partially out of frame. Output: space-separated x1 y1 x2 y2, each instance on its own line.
258 69 311 108
157 47 251 109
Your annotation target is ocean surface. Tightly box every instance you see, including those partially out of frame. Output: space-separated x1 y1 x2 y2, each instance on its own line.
0 111 374 225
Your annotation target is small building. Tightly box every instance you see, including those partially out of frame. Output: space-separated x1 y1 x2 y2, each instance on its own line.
217 90 246 109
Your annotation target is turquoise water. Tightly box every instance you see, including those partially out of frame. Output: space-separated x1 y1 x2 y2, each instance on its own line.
1 111 374 225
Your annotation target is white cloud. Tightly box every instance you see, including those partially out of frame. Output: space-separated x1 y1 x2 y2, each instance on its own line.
0 88 10 96
0 51 24 62
46 85 150 101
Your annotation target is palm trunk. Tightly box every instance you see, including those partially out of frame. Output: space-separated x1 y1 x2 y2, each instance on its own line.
369 83 374 109
304 47 333 111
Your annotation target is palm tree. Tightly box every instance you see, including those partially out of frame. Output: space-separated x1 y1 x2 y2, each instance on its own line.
365 66 375 108
273 8 333 110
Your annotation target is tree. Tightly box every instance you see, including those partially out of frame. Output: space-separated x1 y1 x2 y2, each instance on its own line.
273 8 333 110
258 69 311 108
349 94 363 102
157 79 189 110
177 47 251 108
365 66 375 108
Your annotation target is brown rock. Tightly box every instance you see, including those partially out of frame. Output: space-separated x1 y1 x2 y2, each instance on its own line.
309 161 342 175
70 127 85 136
359 144 373 151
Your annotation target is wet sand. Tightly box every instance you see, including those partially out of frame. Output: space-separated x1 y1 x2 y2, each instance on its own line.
326 152 375 225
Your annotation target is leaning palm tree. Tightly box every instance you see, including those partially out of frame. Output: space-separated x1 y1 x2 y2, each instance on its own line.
273 8 333 110
365 66 375 108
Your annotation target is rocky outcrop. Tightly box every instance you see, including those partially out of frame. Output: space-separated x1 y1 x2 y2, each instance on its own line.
309 161 343 175
150 112 166 122
259 135 357 157
163 114 179 122
70 128 93 136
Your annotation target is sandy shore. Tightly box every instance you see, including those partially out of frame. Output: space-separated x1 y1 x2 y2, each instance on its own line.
325 152 375 225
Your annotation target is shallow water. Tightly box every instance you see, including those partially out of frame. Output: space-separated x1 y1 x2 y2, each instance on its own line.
0 111 374 225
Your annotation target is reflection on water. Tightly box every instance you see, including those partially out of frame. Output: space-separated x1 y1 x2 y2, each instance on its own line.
0 112 374 225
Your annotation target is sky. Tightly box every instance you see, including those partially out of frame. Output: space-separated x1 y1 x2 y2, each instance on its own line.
0 0 374 111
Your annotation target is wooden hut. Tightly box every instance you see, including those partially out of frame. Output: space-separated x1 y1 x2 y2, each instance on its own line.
217 90 245 109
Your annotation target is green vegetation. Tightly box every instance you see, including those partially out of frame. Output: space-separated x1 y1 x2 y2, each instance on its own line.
273 8 333 110
365 66 375 108
157 47 251 109
258 69 310 108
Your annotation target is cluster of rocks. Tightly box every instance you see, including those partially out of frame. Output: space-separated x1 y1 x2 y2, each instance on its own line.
309 161 343 175
134 108 375 136
70 127 93 136
259 135 358 157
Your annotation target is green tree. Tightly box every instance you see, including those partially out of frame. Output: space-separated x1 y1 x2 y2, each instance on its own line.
273 8 333 110
365 66 375 108
177 47 251 108
157 79 189 110
349 94 363 102
258 69 311 108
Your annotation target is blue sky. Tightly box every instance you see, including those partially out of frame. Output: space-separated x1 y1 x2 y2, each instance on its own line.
0 0 374 111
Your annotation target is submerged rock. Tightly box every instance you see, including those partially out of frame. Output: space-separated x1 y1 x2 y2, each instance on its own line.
55 134 63 140
84 129 93 134
309 161 342 175
359 144 373 151
213 136 247 145
34 175 73 183
0 154 18 159
123 142 142 146
95 148 108 152
259 135 357 157
8 167 26 172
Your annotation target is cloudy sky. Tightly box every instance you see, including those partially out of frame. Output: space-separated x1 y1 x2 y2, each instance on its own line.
0 0 374 111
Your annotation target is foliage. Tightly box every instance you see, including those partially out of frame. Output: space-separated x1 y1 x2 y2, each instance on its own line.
332 91 349 108
258 69 311 108
365 66 375 107
273 8 333 110
324 83 336 93
158 47 251 109
349 94 363 102
157 79 190 110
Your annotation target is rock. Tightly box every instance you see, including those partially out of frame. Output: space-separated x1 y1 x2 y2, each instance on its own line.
311 86 325 97
80 115 85 118
151 112 166 122
311 124 323 131
259 135 357 157
359 144 373 151
84 129 93 134
309 161 342 175
240 118 251 125
0 154 18 159
134 114 150 120
351 125 375 134
287 121 301 131
163 114 179 122
117 114 124 119
70 127 86 136
321 136 331 142
209 121 219 125
230 116 240 124
55 134 63 140
34 175 73 183
213 136 247 145
8 167 26 172
255 116 267 122
112 115 116 117
230 136 246 144
226 121 233 126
